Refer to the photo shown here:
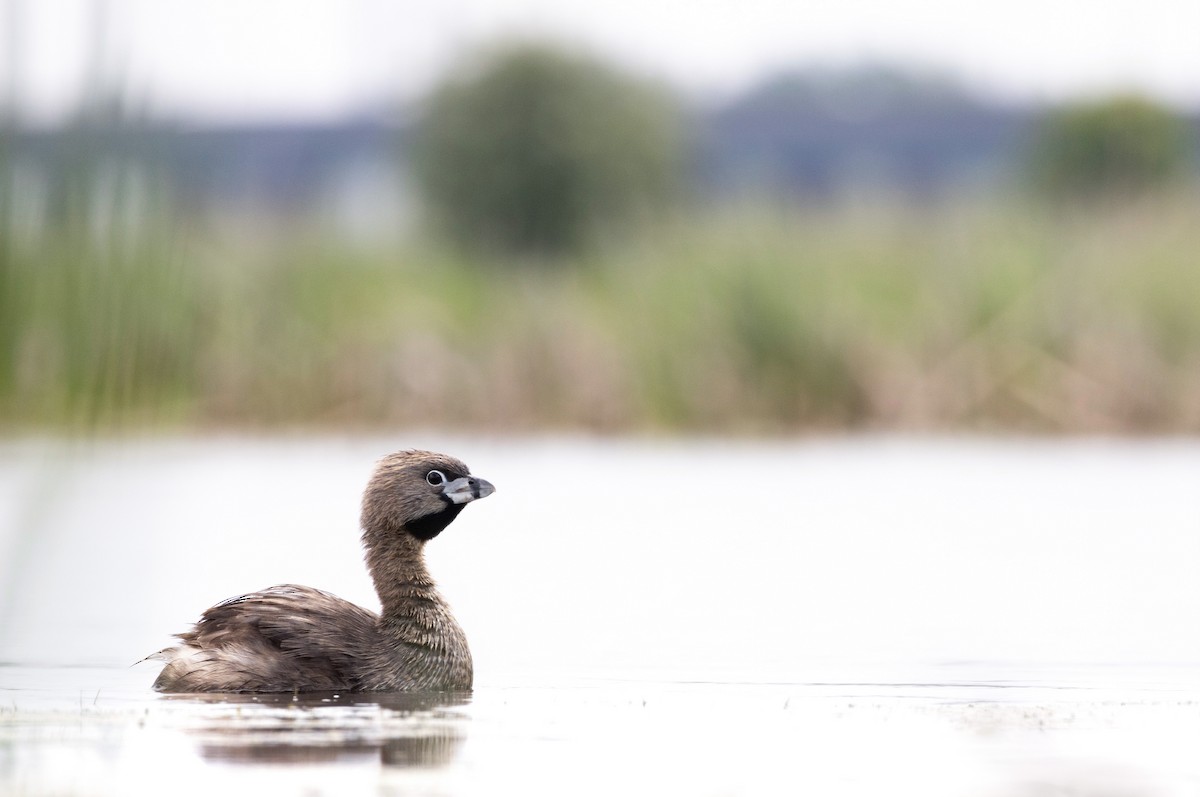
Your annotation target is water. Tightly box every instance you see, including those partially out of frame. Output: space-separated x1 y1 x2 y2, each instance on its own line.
2 436 1199 795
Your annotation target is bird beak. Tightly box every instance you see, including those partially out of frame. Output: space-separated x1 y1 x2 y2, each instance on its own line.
443 475 496 505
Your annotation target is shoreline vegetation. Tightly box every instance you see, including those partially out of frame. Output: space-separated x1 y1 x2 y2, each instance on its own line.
2 196 1198 436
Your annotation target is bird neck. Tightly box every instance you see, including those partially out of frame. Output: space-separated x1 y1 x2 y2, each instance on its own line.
364 529 441 620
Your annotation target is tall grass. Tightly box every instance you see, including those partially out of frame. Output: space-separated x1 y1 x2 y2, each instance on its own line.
2 194 1199 434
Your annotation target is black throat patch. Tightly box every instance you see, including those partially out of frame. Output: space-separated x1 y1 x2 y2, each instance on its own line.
406 502 466 541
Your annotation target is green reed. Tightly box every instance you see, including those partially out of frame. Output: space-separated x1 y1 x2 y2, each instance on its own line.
2 193 1198 434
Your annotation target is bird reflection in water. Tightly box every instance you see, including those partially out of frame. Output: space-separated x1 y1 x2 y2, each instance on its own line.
157 691 470 768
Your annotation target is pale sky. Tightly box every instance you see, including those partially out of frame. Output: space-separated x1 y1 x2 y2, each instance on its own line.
3 0 1199 124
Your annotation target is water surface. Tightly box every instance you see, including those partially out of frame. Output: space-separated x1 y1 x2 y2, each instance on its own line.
2 436 1199 795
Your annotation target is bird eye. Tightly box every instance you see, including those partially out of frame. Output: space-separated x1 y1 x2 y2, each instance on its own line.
426 470 446 487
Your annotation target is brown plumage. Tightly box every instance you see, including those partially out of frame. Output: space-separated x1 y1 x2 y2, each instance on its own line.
150 450 495 693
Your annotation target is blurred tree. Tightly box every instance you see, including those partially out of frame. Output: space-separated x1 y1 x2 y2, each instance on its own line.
413 44 683 258
1029 95 1191 199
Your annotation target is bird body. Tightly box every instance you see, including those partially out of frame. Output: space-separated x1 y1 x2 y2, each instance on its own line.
150 451 493 693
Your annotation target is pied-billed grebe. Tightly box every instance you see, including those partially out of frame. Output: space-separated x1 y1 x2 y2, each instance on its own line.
150 450 495 692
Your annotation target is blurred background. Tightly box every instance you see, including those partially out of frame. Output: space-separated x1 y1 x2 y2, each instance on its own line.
1 0 1198 435
3 10 1200 792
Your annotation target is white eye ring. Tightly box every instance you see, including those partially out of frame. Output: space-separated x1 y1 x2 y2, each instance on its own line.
426 470 446 487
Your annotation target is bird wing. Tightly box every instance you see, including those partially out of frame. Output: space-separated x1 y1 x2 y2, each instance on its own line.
152 584 381 692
